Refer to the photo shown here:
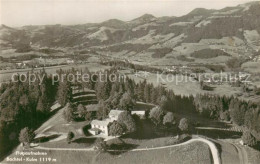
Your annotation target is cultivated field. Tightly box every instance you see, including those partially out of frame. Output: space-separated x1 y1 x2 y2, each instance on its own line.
126 71 242 96
0 63 110 83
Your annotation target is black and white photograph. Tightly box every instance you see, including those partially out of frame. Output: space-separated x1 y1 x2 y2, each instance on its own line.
0 0 260 163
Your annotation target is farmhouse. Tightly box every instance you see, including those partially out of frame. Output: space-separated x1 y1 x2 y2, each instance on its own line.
109 110 124 121
89 109 124 136
89 119 111 135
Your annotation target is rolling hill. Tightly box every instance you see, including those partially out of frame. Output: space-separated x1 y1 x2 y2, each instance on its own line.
0 1 260 66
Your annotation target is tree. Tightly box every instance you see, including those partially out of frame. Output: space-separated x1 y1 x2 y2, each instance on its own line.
63 103 75 122
96 100 109 120
57 80 71 106
159 95 170 111
119 92 136 110
230 101 247 126
36 95 49 113
0 69 58 156
151 88 158 104
163 112 176 126
219 110 230 121
149 106 164 126
95 81 111 101
244 108 260 133
108 121 124 136
117 111 136 133
77 104 88 119
15 42 31 53
110 92 121 109
94 138 107 153
19 94 29 107
178 118 190 133
67 131 74 144
84 112 92 121
242 130 257 147
144 84 151 103
226 57 244 70
19 127 35 146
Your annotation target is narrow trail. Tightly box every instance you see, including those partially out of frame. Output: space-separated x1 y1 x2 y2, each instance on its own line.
230 143 248 164
34 137 221 164
34 146 95 151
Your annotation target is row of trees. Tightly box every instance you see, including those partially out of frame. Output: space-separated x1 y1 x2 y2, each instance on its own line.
6 67 258 153
71 67 259 138
194 94 260 134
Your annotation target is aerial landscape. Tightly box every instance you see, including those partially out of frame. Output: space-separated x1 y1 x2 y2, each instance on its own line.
0 0 260 164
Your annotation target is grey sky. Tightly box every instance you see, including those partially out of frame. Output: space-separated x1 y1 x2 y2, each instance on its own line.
0 0 254 27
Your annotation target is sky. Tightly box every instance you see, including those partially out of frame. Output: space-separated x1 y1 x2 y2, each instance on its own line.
0 0 255 27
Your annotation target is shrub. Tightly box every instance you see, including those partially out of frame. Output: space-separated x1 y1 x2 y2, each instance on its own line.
242 131 257 147
19 127 35 146
117 111 136 133
178 118 190 133
190 49 230 59
226 57 245 70
108 121 124 136
150 48 172 58
94 138 107 153
177 55 195 62
163 112 176 126
219 111 230 121
63 104 75 122
149 106 164 126
67 131 74 144
14 43 31 53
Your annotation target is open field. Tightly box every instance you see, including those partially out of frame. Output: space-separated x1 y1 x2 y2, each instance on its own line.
242 61 260 74
0 63 110 83
212 139 244 164
3 96 258 164
96 141 212 164
245 146 260 164
216 138 260 164
0 49 50 58
126 71 242 96
34 104 90 145
3 140 212 164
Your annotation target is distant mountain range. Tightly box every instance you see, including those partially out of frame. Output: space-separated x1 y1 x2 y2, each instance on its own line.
0 1 260 63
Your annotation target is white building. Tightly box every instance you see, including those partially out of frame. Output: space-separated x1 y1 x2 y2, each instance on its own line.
89 119 111 135
89 110 124 136
109 110 124 121
131 110 146 119
66 59 74 64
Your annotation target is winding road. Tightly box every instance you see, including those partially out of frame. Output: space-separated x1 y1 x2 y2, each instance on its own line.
34 137 221 164
229 142 248 164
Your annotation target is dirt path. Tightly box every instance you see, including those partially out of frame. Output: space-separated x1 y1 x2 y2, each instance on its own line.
35 104 67 135
127 138 221 164
34 146 95 151
196 126 244 132
230 143 248 164
34 137 221 164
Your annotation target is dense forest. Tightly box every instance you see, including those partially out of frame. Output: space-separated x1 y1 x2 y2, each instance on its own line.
69 67 260 139
0 69 57 158
0 66 260 158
